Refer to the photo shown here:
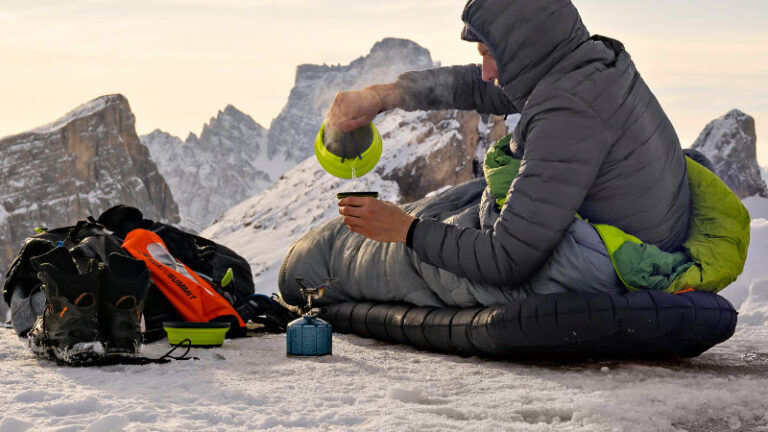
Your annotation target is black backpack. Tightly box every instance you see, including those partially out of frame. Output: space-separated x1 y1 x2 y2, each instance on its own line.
97 205 258 340
4 205 295 342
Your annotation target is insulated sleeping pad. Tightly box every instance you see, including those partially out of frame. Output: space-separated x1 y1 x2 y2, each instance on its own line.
319 290 737 360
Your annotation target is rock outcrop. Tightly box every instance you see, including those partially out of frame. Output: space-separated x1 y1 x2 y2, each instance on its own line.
692 109 767 198
0 94 179 271
378 110 513 202
142 105 290 231
267 38 436 163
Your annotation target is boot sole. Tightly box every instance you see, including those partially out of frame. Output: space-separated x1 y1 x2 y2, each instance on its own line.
28 335 105 365
55 341 105 365
105 340 141 359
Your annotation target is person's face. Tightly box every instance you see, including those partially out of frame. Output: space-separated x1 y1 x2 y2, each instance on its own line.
477 43 498 84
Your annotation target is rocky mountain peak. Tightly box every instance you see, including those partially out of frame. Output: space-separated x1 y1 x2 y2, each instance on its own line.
0 94 179 270
214 104 262 130
186 104 266 148
692 109 766 198
141 104 289 232
30 94 131 135
354 37 436 71
267 38 437 162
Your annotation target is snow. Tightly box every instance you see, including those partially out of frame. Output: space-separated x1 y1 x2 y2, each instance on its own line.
1 320 768 430
719 218 768 327
0 204 9 228
761 165 768 186
2 214 768 431
743 196 768 220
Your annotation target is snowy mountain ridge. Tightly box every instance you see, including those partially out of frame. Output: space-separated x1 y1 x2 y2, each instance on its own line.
141 105 292 232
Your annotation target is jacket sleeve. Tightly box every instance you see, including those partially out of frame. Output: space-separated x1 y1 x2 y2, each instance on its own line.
410 91 611 286
393 65 517 115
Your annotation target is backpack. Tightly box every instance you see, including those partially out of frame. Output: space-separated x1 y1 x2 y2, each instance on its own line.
97 205 257 340
3 205 289 342
122 228 246 336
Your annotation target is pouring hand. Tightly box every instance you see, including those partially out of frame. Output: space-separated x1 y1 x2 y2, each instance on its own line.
338 197 416 243
327 89 382 133
326 84 402 132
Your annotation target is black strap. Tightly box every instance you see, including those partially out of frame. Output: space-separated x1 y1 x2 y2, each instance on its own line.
157 338 197 362
348 131 363 160
99 339 199 365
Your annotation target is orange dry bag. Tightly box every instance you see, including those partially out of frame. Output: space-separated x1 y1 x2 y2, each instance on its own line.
122 229 246 330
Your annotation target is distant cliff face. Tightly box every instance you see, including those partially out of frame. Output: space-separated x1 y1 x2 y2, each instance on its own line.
267 38 437 163
0 94 179 270
692 109 767 198
378 110 512 202
142 105 290 232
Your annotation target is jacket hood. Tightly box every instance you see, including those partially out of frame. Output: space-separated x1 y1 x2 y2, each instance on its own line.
461 0 590 110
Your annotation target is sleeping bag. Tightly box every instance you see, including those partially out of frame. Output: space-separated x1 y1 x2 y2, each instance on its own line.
278 157 748 359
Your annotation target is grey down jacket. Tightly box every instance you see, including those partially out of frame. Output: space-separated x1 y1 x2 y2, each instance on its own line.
392 0 690 287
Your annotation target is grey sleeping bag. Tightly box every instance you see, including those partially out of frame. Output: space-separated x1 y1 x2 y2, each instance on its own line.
278 178 623 308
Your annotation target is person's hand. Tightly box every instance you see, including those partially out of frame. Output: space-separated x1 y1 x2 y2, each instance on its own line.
326 88 383 133
338 197 416 242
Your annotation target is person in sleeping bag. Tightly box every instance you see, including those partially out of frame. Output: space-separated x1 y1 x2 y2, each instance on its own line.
327 0 690 292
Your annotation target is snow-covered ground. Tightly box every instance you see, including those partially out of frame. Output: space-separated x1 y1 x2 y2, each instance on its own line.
1 326 767 432
2 216 768 431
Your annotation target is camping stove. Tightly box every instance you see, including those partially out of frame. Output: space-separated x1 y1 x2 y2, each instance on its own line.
286 278 332 356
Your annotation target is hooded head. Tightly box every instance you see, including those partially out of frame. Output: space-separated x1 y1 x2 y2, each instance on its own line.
461 0 590 110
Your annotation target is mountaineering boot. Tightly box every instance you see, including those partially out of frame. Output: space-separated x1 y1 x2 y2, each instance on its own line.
99 253 150 359
27 247 103 364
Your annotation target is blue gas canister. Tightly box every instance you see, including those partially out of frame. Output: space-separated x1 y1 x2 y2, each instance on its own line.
286 278 333 356
287 315 332 356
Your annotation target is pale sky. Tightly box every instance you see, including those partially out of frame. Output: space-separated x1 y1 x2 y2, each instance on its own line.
1 0 766 162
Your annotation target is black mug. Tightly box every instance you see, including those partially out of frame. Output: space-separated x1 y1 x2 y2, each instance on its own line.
336 191 379 199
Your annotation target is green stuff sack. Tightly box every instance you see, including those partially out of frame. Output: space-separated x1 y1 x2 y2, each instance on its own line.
594 157 751 293
483 134 521 209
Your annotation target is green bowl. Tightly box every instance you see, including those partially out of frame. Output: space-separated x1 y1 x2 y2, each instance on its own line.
163 321 230 348
315 121 382 179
